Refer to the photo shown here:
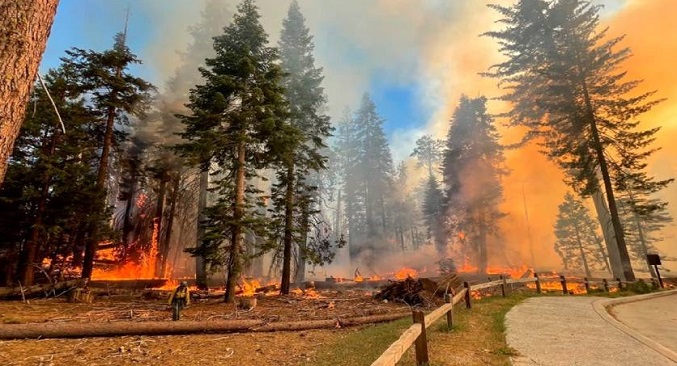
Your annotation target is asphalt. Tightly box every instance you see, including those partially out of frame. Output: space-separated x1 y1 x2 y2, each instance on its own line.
505 295 677 366
610 293 677 355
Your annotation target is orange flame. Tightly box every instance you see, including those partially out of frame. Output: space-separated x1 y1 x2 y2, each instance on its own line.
394 267 418 280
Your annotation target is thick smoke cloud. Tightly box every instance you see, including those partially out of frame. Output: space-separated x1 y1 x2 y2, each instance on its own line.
80 0 675 272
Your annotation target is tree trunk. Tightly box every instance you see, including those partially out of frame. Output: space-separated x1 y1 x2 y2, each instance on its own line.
294 207 309 283
0 0 59 186
280 163 295 294
225 140 246 303
160 175 180 278
121 182 136 250
195 170 208 290
153 177 168 277
591 191 623 277
581 83 635 281
574 226 592 279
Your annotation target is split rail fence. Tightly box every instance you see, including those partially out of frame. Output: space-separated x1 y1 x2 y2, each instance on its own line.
370 273 666 366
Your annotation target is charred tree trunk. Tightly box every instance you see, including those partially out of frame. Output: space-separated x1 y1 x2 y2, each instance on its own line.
160 175 180 278
121 182 136 250
195 170 208 290
225 140 246 303
153 176 168 277
0 0 59 186
280 163 295 295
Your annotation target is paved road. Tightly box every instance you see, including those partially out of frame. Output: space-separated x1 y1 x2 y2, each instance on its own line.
611 293 677 355
505 296 676 366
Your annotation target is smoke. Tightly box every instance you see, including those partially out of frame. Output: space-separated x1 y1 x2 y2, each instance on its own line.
63 0 675 273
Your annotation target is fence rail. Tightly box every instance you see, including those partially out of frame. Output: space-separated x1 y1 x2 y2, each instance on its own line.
370 273 667 366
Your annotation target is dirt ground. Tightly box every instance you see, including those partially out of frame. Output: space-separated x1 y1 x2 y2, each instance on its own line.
0 330 341 366
0 288 406 325
0 288 412 366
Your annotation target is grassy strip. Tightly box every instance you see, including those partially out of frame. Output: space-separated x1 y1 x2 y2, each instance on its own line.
310 293 530 366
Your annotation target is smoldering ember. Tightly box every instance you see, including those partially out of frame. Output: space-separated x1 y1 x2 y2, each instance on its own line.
1 1 676 365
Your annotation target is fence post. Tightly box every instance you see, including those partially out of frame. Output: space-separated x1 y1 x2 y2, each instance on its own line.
500 275 506 297
444 293 454 330
616 277 623 291
412 310 429 366
463 282 472 309
603 278 609 292
534 272 542 294
583 277 590 293
560 275 568 295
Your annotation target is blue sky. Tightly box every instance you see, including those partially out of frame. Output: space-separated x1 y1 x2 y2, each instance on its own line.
41 0 423 158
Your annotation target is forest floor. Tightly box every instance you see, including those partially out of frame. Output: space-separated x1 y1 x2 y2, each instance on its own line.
0 288 407 325
0 294 526 366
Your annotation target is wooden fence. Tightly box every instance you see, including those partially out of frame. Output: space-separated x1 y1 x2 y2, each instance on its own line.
370 273 664 366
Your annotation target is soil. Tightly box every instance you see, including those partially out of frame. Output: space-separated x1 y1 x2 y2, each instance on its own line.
0 330 341 366
0 288 405 325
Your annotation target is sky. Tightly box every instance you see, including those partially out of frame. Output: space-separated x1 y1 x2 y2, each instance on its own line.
40 0 677 272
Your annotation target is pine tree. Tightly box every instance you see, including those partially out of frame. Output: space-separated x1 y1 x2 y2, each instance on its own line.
273 0 335 292
333 96 395 267
554 193 610 277
178 0 289 303
1 67 100 285
411 135 444 177
64 31 154 279
485 0 671 280
442 95 506 274
422 174 445 250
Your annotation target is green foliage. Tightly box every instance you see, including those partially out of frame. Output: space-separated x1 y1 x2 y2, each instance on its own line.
410 134 444 176
177 0 289 299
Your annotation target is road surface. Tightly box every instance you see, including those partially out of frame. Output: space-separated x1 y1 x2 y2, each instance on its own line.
505 296 676 366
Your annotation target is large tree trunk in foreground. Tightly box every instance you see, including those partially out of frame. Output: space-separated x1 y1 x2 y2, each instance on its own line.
0 312 409 340
0 0 59 186
591 191 624 279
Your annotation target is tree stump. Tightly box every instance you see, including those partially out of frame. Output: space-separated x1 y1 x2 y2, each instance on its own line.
67 288 94 304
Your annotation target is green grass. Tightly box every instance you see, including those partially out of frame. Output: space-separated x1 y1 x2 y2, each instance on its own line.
310 292 531 366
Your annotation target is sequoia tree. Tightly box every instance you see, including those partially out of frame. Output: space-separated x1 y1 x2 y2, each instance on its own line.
0 0 60 185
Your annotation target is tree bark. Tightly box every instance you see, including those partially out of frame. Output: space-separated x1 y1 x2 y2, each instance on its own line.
0 0 59 186
591 191 623 277
0 312 409 340
153 176 168 277
195 170 208 290
160 175 180 278
225 140 246 303
581 82 635 281
280 163 295 294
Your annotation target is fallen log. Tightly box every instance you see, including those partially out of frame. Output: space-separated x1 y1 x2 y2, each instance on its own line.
0 312 410 340
0 279 83 299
